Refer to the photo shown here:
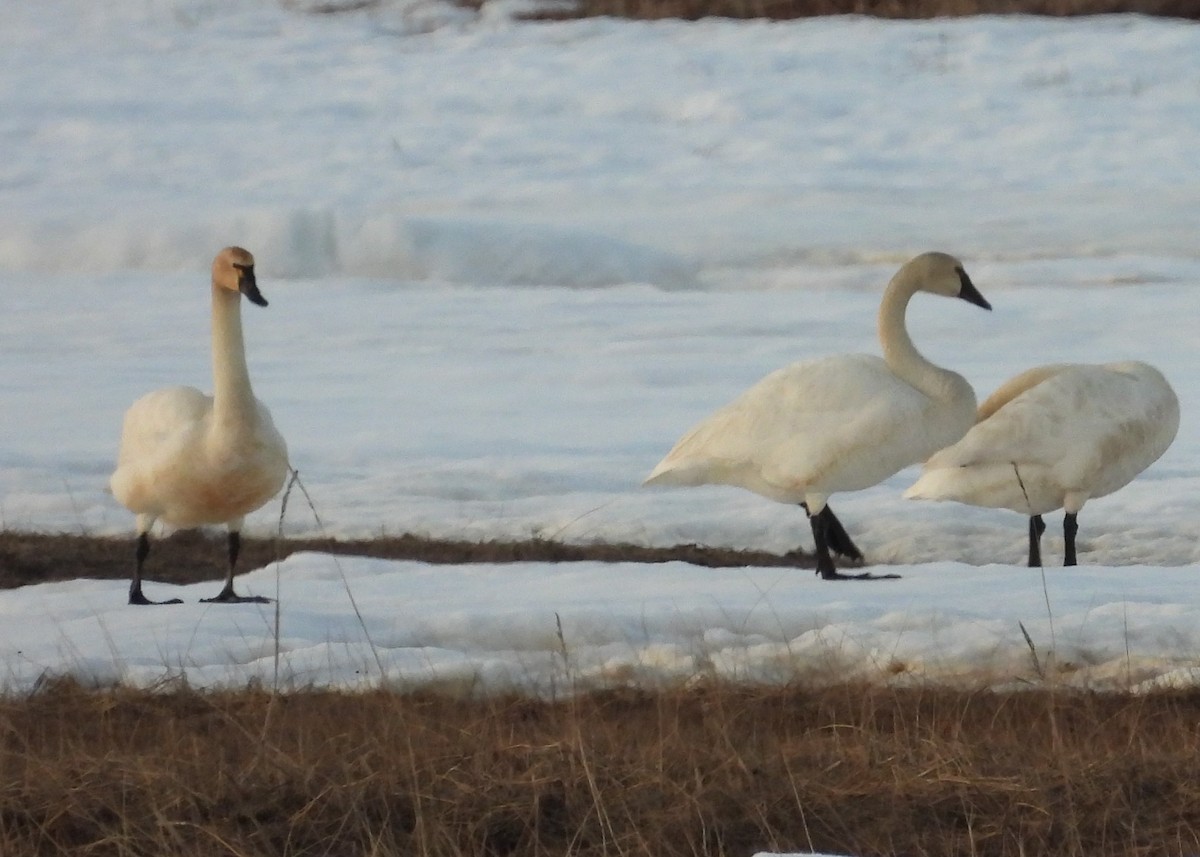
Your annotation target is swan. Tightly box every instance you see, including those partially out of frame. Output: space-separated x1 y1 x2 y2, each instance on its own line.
110 247 289 605
643 251 992 580
904 361 1179 566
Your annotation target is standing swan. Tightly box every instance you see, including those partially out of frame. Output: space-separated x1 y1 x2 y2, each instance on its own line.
110 247 289 605
644 252 991 580
904 362 1179 566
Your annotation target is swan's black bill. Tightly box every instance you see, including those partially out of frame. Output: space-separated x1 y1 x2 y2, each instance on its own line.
956 268 991 310
236 264 269 307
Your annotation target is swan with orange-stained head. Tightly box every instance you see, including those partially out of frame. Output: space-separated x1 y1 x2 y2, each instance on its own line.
110 247 289 605
905 361 1179 566
644 251 992 580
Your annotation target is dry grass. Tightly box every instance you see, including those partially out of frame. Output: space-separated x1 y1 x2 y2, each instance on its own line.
0 679 1198 855
3 531 1200 853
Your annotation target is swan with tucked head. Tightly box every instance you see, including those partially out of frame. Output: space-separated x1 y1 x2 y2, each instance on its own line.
905 361 1179 566
110 247 289 605
644 251 991 580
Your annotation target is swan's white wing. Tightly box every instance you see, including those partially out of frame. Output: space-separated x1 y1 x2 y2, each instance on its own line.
646 354 965 502
1053 362 1180 497
975 363 1072 422
110 386 212 514
928 364 1175 471
114 387 210 469
909 362 1179 512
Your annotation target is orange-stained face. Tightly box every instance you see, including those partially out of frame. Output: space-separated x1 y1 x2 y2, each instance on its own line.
212 246 254 290
212 246 267 306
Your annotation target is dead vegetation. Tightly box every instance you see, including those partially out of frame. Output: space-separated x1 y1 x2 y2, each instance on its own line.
0 679 1198 856
2 533 1198 854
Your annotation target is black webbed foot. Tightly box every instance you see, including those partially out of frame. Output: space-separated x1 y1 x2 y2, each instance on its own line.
817 569 902 581
129 587 184 606
200 592 271 604
807 503 888 580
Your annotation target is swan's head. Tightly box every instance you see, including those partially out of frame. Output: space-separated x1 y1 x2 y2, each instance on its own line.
212 246 268 307
906 251 991 310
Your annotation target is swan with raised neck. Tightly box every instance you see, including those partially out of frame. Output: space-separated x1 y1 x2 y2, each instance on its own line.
644 251 991 580
110 247 288 605
878 251 984 407
210 246 265 427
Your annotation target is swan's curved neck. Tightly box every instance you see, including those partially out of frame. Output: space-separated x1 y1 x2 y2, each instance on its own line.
877 273 957 401
211 286 257 424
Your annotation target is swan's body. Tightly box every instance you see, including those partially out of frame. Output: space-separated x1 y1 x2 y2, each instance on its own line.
905 361 1179 565
110 247 288 604
644 251 991 579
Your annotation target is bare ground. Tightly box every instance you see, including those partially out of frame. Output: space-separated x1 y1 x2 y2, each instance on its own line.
0 530 820 590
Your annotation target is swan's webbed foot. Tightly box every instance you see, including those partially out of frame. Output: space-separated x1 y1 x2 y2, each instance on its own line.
200 533 271 603
128 533 183 604
818 569 902 581
811 554 899 581
808 503 891 580
128 585 184 606
200 586 271 604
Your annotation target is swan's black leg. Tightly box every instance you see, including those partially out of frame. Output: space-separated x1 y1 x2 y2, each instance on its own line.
128 532 183 606
200 531 270 604
1027 515 1046 567
808 508 837 579
818 505 864 561
806 506 899 581
800 503 863 561
1063 513 1079 567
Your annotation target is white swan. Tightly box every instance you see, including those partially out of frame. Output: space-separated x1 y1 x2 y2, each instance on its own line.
644 251 992 580
110 247 289 605
905 361 1179 566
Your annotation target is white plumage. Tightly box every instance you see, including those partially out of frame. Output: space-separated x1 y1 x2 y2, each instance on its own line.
110 247 289 605
905 361 1180 566
645 251 992 580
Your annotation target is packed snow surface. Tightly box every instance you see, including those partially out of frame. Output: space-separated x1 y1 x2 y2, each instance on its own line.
1 0 1198 695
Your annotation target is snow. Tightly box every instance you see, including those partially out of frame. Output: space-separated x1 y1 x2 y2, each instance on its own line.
1 0 1198 697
